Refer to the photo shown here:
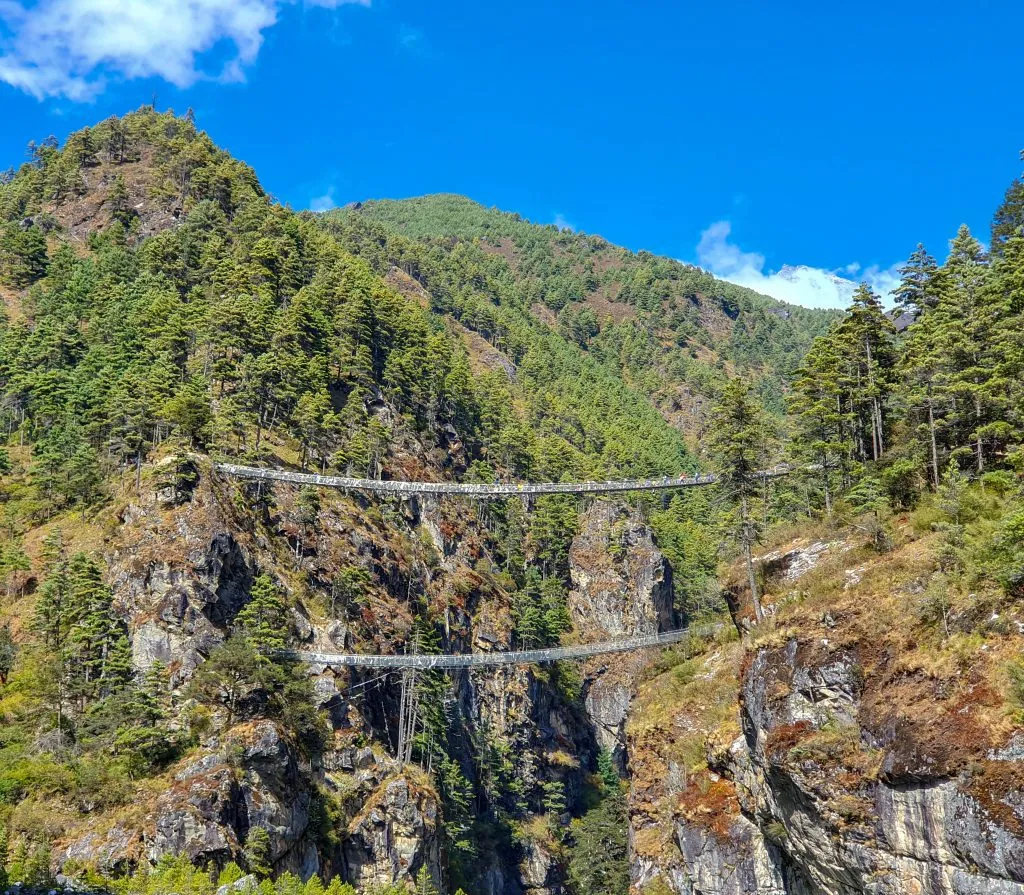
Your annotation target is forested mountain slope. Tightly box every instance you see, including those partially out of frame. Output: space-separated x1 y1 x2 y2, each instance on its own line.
3 107 1024 895
0 107 797 895
324 195 837 435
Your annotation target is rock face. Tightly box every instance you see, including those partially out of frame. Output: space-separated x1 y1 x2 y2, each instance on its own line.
343 777 442 891
142 722 315 872
731 640 1024 895
569 503 675 765
634 632 1024 895
110 476 255 685
568 503 675 639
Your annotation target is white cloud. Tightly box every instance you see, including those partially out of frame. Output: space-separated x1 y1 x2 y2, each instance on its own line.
553 213 574 232
309 189 336 212
0 0 370 100
695 220 900 310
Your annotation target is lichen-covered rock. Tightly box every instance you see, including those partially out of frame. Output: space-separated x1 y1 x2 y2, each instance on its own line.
140 722 315 873
730 639 1024 895
568 502 675 764
342 777 442 890
568 503 674 639
519 839 563 895
149 755 245 866
108 472 255 685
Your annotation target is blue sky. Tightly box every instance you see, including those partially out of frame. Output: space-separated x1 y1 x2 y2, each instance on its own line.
1 0 1022 308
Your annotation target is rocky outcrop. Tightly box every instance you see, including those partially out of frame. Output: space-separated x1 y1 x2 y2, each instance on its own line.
569 503 675 765
568 503 674 640
109 471 255 685
147 721 314 872
343 777 442 891
634 629 1024 895
731 639 1024 895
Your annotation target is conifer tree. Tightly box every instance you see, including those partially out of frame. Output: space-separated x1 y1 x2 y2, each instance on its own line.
237 574 288 653
709 380 771 622
64 554 132 705
835 284 896 462
788 333 853 514
894 243 939 315
32 529 74 649
899 314 946 490
933 225 998 472
991 152 1024 253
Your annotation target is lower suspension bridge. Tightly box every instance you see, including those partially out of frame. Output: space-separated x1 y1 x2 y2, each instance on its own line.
292 628 691 670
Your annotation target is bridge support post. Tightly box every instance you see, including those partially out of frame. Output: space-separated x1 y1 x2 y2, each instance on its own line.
397 667 418 766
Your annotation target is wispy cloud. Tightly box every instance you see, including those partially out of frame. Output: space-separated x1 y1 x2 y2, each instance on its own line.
0 0 370 100
695 220 900 310
396 24 431 57
309 189 337 212
553 213 574 232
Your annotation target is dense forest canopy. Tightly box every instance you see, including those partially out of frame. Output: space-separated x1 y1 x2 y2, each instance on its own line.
328 194 838 415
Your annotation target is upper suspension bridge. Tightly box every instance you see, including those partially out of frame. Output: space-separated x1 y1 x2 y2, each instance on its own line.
293 628 690 670
215 462 795 499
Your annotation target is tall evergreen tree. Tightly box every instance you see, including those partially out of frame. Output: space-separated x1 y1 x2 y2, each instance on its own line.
991 151 1024 253
834 284 897 462
788 334 854 514
709 380 771 622
894 243 939 315
237 574 288 653
932 225 998 472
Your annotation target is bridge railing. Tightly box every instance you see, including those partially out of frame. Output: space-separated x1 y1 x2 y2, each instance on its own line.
215 462 797 499
292 628 691 669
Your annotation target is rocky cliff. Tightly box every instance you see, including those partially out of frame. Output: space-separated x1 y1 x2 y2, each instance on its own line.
19 451 681 895
628 532 1024 895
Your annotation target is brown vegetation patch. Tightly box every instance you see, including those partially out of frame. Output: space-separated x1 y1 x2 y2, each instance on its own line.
963 759 1024 838
766 720 813 756
529 302 557 326
384 267 430 309
677 775 741 841
44 151 181 245
580 293 637 324
0 284 26 323
477 236 517 266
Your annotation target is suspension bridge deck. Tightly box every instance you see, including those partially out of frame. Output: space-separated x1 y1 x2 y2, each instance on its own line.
294 628 691 669
215 462 794 498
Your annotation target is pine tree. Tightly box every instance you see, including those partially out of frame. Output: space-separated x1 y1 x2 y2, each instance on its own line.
834 284 897 462
991 152 1024 253
894 244 939 315
243 827 273 878
414 865 439 895
237 574 288 653
898 258 947 490
709 380 771 622
64 554 132 705
788 333 854 515
32 530 75 650
932 225 998 472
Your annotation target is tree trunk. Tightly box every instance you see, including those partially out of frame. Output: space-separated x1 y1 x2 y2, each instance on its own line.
974 395 984 473
874 396 885 456
928 397 940 491
741 494 763 622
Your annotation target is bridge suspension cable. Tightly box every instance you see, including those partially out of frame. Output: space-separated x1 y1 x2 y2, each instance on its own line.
293 628 690 669
215 462 795 499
